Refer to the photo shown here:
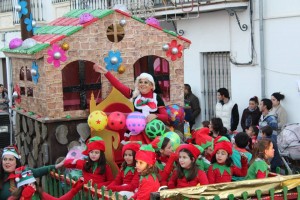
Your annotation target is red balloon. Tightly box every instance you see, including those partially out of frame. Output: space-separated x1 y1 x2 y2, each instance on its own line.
108 112 126 131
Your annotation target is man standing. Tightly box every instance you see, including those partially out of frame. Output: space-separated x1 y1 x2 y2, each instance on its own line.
184 84 200 130
215 88 239 133
258 98 278 131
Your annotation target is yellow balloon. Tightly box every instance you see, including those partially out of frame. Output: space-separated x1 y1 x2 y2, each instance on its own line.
88 110 108 131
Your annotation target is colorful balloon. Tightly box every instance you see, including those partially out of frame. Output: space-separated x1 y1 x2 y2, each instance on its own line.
88 110 108 131
165 104 185 126
145 119 166 140
108 111 126 131
163 131 181 151
126 112 146 135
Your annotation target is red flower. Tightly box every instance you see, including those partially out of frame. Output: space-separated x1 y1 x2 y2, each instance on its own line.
166 40 183 61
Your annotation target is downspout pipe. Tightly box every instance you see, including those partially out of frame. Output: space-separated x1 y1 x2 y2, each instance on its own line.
259 0 266 98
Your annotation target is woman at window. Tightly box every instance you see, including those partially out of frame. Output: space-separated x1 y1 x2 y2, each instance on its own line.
93 64 168 144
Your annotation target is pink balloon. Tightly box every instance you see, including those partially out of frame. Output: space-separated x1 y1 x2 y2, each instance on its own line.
9 38 23 49
126 112 146 135
108 111 126 131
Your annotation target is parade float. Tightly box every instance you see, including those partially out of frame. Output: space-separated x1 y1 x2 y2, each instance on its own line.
1 7 190 172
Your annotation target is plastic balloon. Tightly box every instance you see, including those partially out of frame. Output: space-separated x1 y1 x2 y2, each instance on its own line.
88 110 108 131
108 111 126 131
126 112 146 135
165 104 185 126
145 119 166 140
163 131 181 151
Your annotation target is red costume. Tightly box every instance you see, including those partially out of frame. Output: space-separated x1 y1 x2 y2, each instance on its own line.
133 144 160 200
207 136 248 184
107 142 141 192
104 71 168 144
168 170 208 189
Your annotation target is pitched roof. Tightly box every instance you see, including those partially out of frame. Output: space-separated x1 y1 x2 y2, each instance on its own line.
1 9 191 55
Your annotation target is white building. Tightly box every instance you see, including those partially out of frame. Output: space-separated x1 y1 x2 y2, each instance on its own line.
1 0 299 129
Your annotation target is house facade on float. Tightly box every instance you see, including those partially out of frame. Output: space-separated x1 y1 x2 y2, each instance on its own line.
1 8 190 168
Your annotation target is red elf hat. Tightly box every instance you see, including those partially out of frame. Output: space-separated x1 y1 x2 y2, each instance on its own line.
195 134 214 150
82 136 105 156
176 144 201 159
136 144 156 165
212 136 233 156
151 136 167 150
193 127 210 137
122 141 142 156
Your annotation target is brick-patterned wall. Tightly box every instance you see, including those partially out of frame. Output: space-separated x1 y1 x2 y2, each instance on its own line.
11 12 188 119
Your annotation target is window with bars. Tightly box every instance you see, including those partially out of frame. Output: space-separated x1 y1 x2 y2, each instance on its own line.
201 52 231 121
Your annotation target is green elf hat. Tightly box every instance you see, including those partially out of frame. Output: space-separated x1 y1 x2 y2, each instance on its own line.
151 136 168 150
195 134 214 150
212 136 233 156
15 168 36 188
2 145 21 159
82 136 105 156
136 144 156 165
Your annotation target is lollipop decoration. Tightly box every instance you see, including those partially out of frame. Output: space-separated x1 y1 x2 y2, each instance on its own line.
47 43 67 68
166 40 183 61
88 110 108 131
126 112 146 135
104 50 123 72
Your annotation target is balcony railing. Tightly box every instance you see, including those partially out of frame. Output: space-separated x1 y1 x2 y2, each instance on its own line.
0 0 13 12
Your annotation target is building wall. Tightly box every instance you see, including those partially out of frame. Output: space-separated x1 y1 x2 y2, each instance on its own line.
178 0 300 129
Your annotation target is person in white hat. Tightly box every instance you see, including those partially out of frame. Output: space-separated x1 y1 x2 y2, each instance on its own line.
93 64 168 144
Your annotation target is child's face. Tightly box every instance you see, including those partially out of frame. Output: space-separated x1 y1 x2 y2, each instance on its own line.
216 149 228 164
136 160 148 173
179 151 193 169
205 146 214 156
124 150 134 165
89 150 101 161
246 127 253 136
160 141 173 157
265 143 274 159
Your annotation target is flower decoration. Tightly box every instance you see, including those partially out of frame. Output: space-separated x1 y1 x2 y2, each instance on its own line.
104 50 123 72
166 40 183 61
24 13 33 31
47 43 67 68
18 0 28 19
31 61 39 84
13 84 21 104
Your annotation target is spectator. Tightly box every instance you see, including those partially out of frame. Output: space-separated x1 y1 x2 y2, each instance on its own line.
215 88 239 133
241 96 261 132
184 84 200 130
261 125 282 172
270 92 287 132
258 99 278 132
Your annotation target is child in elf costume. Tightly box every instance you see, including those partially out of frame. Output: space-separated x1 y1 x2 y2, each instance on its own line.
246 139 274 179
151 136 178 186
8 168 84 200
0 146 64 200
167 144 209 189
207 136 248 184
64 136 114 188
194 133 214 162
131 144 160 200
106 142 141 198
232 132 252 181
195 145 211 172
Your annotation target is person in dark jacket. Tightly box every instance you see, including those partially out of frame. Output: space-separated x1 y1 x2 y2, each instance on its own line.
241 96 261 132
184 84 200 130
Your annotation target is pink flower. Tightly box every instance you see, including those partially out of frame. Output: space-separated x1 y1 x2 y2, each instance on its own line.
47 43 67 68
166 40 183 61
